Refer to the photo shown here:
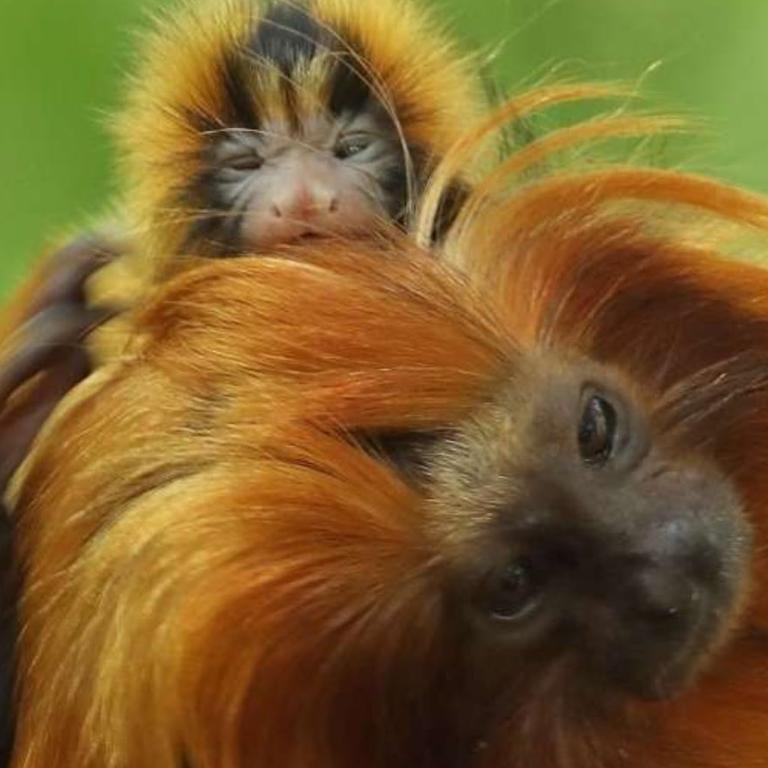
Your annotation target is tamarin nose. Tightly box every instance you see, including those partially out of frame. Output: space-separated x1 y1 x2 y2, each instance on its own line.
635 516 724 589
271 186 340 221
471 510 732 700
621 516 718 619
625 563 698 627
587 517 729 699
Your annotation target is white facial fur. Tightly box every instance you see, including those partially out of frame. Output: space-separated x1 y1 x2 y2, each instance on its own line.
213 109 405 250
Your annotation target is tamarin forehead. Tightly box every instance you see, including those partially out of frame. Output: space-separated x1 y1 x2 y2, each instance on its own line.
202 2 371 132
119 0 485 166
249 3 333 75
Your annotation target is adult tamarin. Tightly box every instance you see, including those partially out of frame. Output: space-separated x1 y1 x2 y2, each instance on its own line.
4 75 768 767
10 153 768 767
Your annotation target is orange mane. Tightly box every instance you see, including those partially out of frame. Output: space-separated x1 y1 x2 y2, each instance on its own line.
10 86 768 768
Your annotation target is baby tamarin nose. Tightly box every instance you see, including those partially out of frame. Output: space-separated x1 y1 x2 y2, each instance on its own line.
246 178 344 249
271 183 339 222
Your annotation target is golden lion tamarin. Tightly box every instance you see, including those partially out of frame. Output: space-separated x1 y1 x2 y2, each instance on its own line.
10 148 768 767
74 0 486 365
113 0 486 280
5 72 768 766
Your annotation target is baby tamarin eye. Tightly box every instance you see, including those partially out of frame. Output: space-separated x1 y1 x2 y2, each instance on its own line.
577 391 618 466
224 152 264 173
334 133 374 160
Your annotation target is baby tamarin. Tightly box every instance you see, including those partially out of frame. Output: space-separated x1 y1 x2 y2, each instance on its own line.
114 0 485 279
9 192 768 768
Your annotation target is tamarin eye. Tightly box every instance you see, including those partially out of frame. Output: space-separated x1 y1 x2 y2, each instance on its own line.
578 394 618 466
485 559 542 623
224 153 264 172
334 134 372 160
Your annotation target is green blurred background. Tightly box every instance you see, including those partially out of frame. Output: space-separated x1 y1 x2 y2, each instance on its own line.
2 0 767 295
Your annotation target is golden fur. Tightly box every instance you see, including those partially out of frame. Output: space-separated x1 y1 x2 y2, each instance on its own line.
7 80 768 767
10 175 768 768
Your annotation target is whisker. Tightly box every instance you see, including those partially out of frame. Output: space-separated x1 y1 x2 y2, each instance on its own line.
654 353 768 440
417 82 636 246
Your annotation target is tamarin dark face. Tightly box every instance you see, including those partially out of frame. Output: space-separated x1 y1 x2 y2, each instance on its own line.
207 108 404 250
393 354 752 705
184 4 414 254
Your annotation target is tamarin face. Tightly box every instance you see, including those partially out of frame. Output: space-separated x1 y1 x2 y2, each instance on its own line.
188 5 409 252
210 108 404 250
396 355 751 706
120 0 484 265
